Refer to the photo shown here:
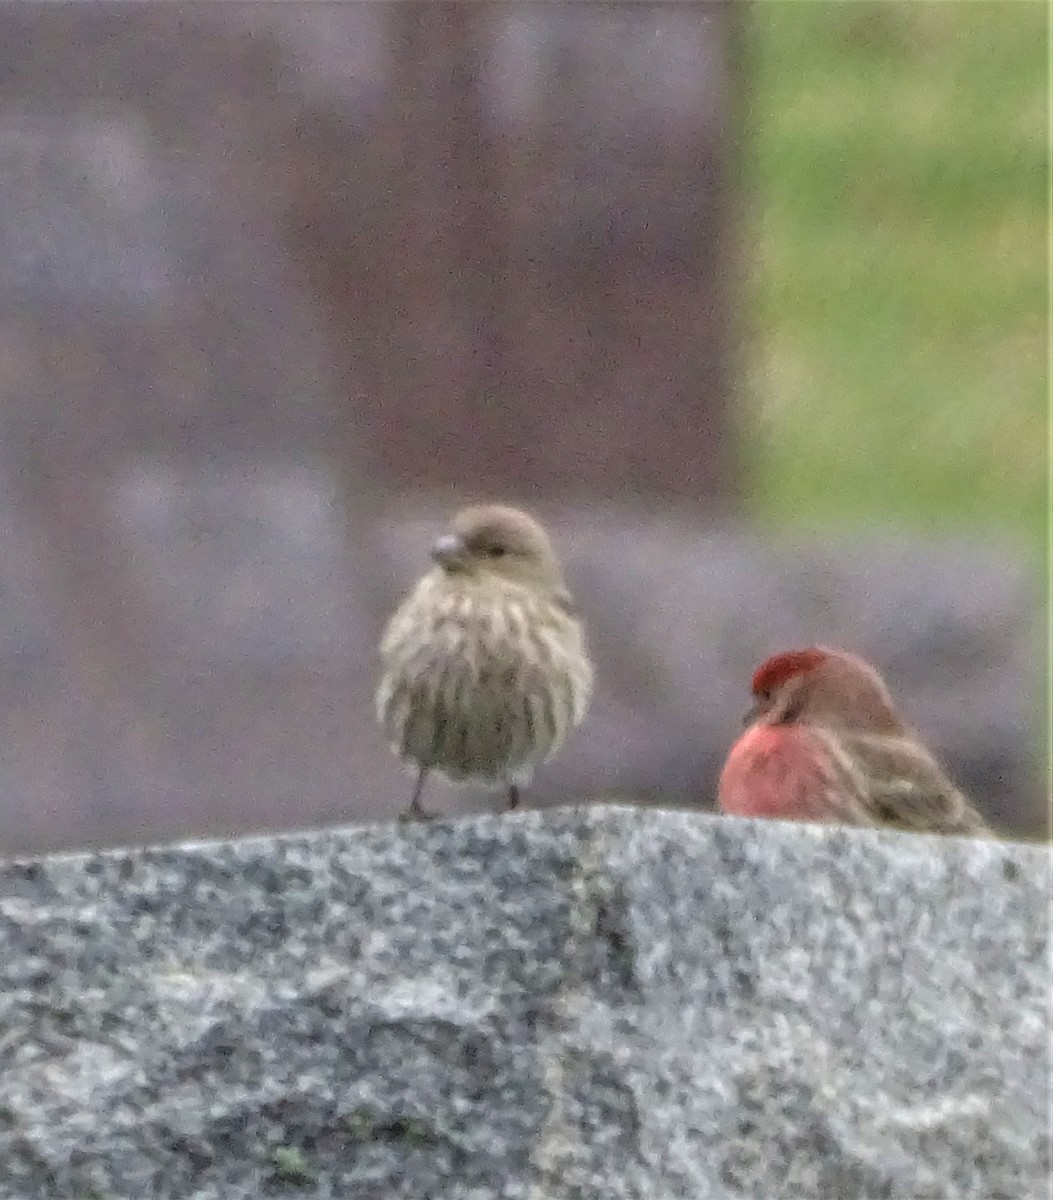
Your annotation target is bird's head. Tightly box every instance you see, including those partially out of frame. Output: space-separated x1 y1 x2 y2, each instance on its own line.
431 504 566 593
745 645 905 734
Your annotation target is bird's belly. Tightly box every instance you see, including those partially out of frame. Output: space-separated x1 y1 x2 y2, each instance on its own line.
378 623 586 782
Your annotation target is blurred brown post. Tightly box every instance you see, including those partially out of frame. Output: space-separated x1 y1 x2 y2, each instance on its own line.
302 0 744 510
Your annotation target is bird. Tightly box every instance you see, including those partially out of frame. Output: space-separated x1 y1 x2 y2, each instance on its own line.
717 645 992 836
375 503 593 820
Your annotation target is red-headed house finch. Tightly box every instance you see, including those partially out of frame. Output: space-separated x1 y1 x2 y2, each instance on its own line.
376 504 593 820
717 646 992 837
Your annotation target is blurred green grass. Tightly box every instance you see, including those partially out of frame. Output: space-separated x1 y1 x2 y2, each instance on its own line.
744 1 1047 556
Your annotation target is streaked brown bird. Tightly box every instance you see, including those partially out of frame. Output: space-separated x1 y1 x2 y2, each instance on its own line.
717 646 993 837
376 504 593 820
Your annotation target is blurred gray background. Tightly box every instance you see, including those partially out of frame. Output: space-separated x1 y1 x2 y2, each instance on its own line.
0 2 1044 855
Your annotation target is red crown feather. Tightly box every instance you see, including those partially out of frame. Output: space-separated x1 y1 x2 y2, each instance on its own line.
750 648 828 696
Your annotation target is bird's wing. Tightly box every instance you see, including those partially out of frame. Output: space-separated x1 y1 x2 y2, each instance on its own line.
801 727 882 826
836 731 992 837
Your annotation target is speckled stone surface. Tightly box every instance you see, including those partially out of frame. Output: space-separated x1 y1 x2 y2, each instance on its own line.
0 807 1049 1200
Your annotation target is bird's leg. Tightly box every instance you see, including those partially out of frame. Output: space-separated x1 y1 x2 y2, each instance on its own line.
400 767 433 823
506 783 522 812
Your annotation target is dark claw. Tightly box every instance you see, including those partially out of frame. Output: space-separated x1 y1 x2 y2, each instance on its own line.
398 807 435 824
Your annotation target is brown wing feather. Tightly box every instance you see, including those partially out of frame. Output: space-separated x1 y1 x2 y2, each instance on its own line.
834 731 992 837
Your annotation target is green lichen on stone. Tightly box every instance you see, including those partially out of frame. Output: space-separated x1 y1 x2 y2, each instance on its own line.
268 1144 315 1185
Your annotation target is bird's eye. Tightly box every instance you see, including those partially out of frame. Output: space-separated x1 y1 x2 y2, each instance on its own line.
485 545 507 558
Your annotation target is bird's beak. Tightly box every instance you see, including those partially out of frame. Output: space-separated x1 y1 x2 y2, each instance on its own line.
742 701 761 727
431 533 467 570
